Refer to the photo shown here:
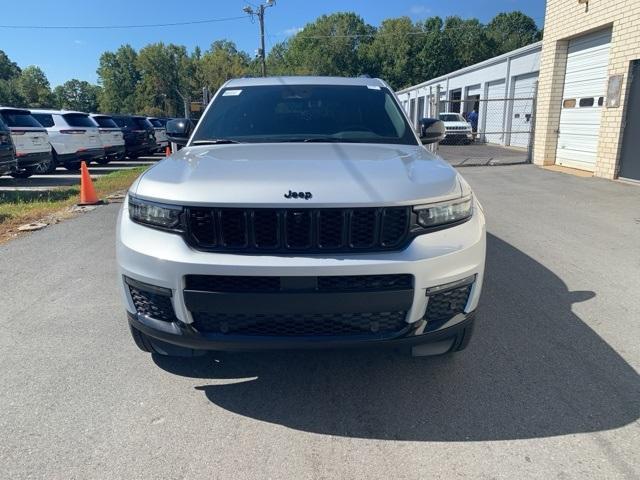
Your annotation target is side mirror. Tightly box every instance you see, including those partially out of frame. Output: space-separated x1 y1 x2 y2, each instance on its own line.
166 118 195 146
418 118 445 145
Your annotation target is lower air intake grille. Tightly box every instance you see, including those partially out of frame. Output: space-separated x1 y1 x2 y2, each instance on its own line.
191 311 408 337
128 283 177 323
424 284 471 331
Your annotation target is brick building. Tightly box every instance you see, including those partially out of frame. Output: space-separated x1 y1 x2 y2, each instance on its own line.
534 0 640 181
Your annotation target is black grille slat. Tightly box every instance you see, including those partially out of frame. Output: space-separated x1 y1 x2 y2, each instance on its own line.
318 210 345 249
220 210 248 248
192 311 407 337
381 208 409 246
285 210 312 249
349 209 378 248
188 208 216 246
252 209 279 249
184 274 413 293
186 207 410 253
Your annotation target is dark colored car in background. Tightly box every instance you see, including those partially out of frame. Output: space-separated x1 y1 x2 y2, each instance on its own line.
110 115 156 159
0 116 17 176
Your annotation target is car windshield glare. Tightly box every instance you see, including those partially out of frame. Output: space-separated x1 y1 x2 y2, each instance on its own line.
192 84 418 145
440 114 465 122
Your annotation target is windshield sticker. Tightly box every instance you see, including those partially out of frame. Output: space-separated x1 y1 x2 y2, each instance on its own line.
223 89 243 96
366 85 381 90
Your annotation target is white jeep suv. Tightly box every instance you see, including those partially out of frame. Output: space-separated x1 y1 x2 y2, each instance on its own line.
31 110 104 172
0 107 52 178
117 77 486 358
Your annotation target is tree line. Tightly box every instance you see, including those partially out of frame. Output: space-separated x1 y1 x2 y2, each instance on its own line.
0 11 540 116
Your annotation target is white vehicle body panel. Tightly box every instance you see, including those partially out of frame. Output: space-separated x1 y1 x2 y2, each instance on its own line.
30 110 102 156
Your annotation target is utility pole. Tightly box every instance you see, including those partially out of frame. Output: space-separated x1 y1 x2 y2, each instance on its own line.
243 1 276 77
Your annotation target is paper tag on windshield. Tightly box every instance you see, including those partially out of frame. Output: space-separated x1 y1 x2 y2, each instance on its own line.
223 89 243 96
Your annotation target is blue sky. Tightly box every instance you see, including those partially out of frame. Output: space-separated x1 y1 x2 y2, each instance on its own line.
0 0 545 87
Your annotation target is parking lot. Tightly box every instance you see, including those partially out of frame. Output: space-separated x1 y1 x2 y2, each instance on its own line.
0 154 162 192
1 164 638 479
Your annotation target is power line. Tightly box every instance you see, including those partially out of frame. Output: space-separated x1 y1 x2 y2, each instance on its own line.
0 15 249 30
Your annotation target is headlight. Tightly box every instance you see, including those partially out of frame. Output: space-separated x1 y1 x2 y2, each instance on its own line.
128 196 183 230
414 195 473 228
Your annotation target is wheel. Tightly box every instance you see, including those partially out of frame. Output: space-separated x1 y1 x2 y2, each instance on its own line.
10 170 34 179
96 158 111 165
33 153 57 174
64 161 81 172
410 319 475 357
128 153 139 160
128 324 205 357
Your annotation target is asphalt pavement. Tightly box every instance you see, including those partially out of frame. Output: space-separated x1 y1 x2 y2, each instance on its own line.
1 164 639 479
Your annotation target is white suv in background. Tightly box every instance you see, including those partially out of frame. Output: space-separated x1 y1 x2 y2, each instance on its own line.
147 117 168 152
30 110 105 172
0 107 52 178
90 114 126 164
439 113 473 144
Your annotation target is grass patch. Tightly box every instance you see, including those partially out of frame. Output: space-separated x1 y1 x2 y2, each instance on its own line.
0 166 148 239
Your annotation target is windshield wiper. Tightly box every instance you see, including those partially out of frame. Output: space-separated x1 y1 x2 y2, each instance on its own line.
302 137 344 143
191 139 240 145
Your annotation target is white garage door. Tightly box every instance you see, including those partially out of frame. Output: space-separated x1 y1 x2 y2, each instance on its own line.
556 29 612 171
509 72 538 148
484 80 505 144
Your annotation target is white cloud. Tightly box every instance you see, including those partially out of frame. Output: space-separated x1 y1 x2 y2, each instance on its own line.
409 4 431 16
73 39 85 45
282 27 303 36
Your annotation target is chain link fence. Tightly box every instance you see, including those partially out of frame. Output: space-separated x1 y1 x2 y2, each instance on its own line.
407 85 538 164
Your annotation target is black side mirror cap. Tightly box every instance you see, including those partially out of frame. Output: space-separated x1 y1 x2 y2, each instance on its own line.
166 118 195 146
418 118 445 145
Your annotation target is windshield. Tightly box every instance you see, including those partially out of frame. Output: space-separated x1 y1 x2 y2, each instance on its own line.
133 117 153 130
440 113 466 122
192 84 417 145
148 118 163 128
0 110 43 128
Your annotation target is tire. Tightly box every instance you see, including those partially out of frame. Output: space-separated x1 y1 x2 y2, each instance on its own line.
10 170 34 179
128 324 206 357
128 153 139 160
33 152 57 175
64 161 81 172
96 158 111 165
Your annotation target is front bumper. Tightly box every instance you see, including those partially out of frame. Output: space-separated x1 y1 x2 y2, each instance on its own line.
117 198 486 350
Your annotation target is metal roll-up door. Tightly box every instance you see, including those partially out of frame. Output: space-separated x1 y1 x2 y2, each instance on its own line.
509 72 538 148
484 80 505 144
556 29 612 171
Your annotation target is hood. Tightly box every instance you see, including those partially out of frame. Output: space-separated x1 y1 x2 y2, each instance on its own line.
133 143 462 207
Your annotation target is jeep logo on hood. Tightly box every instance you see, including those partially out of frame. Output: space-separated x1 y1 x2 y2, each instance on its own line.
284 190 313 200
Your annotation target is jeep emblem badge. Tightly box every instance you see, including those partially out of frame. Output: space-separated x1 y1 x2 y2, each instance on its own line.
284 190 312 200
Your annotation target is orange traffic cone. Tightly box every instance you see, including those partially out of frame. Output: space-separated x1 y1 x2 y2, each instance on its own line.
78 161 102 205
165 145 171 156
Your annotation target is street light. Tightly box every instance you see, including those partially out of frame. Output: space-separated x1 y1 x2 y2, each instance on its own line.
243 1 276 77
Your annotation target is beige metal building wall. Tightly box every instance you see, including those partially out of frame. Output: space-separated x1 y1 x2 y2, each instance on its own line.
534 0 640 179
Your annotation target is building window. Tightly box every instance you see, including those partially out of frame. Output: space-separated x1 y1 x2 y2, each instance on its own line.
579 97 595 107
563 99 576 108
597 96 604 106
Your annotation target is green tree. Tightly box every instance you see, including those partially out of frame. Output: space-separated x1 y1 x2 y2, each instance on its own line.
16 66 53 108
135 43 194 116
443 16 492 71
97 45 140 113
0 50 24 106
486 11 541 55
360 17 422 90
199 40 250 93
284 12 375 76
53 79 101 112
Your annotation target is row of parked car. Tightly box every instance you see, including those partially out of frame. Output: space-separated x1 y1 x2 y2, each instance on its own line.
0 108 172 178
